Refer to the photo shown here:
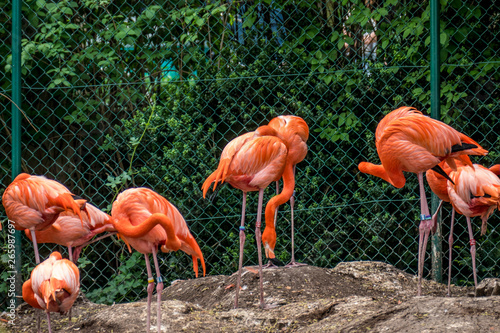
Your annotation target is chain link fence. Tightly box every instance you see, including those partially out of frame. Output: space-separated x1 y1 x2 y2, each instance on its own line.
1 0 499 308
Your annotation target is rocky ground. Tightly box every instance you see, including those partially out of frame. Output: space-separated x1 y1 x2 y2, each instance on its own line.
2 261 500 332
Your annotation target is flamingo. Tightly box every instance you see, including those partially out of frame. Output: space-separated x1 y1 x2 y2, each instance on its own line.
427 159 500 295
2 173 86 264
358 106 488 295
111 187 206 333
202 125 288 308
25 203 116 263
264 115 309 267
22 251 80 333
426 159 462 296
446 163 500 292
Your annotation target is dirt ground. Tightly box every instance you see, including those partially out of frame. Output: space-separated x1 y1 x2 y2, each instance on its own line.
2 261 500 332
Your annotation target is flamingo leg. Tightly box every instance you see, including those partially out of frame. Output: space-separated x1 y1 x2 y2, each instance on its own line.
46 311 52 333
417 172 432 296
430 200 444 234
234 192 247 309
465 216 478 291
152 247 163 333
74 232 117 261
37 309 41 333
264 183 280 269
286 167 307 268
31 230 41 264
274 181 279 227
447 208 455 297
144 254 155 333
255 188 267 308
67 245 73 321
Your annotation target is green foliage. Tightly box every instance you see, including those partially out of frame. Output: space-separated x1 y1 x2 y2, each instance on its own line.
84 251 146 304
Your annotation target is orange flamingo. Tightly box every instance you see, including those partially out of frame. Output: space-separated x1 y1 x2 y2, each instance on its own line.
2 173 86 264
427 159 500 295
22 251 80 333
358 106 487 295
25 203 116 262
111 187 206 333
426 159 462 296
446 163 500 291
264 115 309 267
202 125 288 308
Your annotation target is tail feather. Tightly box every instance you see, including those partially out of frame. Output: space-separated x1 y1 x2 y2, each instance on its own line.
180 235 206 277
202 159 231 199
457 135 488 156
51 193 86 226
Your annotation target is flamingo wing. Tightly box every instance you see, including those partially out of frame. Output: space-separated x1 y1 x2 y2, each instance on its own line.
2 174 87 231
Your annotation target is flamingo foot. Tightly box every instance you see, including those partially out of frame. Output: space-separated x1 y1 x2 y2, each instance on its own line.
285 261 307 268
263 258 284 269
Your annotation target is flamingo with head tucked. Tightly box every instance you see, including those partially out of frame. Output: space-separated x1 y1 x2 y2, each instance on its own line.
446 163 500 292
111 187 205 333
25 202 116 263
427 159 500 295
358 106 488 295
3 173 86 264
22 251 80 333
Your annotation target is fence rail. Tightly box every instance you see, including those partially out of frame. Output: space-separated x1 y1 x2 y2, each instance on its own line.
1 0 500 309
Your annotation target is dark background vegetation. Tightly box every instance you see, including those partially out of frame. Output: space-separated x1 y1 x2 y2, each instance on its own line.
1 0 499 308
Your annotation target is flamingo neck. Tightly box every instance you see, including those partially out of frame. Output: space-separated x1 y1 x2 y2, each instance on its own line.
112 213 181 251
265 163 295 231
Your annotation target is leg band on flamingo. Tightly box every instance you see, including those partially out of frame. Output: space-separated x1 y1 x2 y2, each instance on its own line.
420 214 432 220
470 239 476 246
157 276 163 283
239 226 245 231
147 277 154 284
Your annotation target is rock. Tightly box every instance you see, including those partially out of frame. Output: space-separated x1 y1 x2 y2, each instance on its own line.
476 278 500 296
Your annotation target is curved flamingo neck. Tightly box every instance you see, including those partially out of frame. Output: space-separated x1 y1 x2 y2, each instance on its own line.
112 213 181 250
265 163 295 231
358 162 405 188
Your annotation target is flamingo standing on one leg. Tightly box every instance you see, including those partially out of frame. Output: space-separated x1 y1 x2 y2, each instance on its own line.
358 106 487 295
22 251 80 333
202 125 288 309
2 173 86 264
264 115 309 267
25 202 116 263
111 187 205 333
446 163 500 293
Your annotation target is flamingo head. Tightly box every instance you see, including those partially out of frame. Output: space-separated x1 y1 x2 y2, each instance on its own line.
261 228 276 259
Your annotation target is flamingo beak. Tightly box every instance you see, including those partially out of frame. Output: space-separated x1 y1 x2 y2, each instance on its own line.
264 243 275 259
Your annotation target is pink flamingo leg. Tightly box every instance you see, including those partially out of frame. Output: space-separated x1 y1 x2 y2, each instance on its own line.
37 309 40 333
274 181 279 227
30 230 41 264
144 254 155 333
234 192 247 309
152 247 163 333
254 189 267 308
286 166 306 268
417 172 432 296
67 245 74 321
46 312 52 333
447 208 455 296
465 216 478 291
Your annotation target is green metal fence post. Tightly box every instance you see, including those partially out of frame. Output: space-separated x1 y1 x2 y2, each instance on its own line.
430 0 442 283
12 0 23 306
